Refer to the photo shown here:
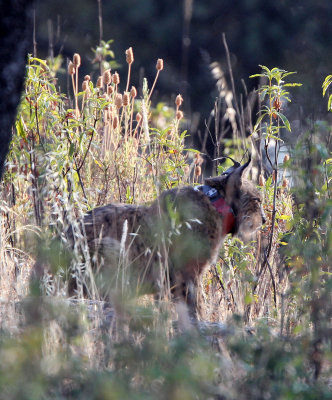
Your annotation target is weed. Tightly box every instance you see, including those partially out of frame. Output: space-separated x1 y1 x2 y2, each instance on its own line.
0 48 331 399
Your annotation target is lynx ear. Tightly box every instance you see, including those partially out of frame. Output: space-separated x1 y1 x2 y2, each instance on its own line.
231 155 251 182
224 155 251 204
205 155 251 195
204 175 228 190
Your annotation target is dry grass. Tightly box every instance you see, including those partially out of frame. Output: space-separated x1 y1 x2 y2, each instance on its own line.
0 51 331 399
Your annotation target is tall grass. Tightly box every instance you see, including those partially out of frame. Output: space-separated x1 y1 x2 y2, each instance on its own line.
0 47 331 399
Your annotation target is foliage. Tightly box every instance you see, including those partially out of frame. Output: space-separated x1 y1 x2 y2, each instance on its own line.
323 74 332 112
251 66 302 139
35 0 332 117
0 50 331 399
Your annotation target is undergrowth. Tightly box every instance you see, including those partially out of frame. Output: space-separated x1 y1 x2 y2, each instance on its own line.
0 44 331 399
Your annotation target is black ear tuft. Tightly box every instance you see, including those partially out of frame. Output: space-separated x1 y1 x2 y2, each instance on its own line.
214 156 241 177
237 154 251 179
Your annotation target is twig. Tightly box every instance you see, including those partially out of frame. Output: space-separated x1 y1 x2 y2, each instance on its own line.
211 264 225 291
76 118 98 171
264 248 277 307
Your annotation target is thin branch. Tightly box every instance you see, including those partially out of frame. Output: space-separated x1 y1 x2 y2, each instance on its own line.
264 248 277 307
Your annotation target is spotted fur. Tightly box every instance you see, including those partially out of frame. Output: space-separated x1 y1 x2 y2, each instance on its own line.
77 158 265 317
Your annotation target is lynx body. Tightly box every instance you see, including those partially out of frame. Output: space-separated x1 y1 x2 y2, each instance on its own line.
81 158 265 316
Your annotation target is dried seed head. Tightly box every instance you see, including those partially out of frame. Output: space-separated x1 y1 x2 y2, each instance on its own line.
73 53 81 68
68 61 75 75
136 112 142 123
112 72 120 85
112 115 119 129
103 69 112 85
107 85 114 95
84 74 91 81
259 174 265 187
273 97 281 112
96 76 103 88
123 92 129 106
115 93 123 108
40 63 47 74
156 58 164 71
184 165 190 175
194 153 204 166
176 110 184 120
130 86 137 98
272 170 276 183
82 80 90 91
282 178 288 188
175 94 183 107
125 47 134 64
283 154 290 163
194 165 202 177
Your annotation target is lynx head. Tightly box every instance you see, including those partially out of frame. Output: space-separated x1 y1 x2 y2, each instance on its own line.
205 156 266 241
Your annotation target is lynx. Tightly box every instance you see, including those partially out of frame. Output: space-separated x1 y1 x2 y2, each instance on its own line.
79 156 265 317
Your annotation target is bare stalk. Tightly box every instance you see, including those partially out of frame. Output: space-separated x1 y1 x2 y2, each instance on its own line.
148 70 160 103
222 33 246 146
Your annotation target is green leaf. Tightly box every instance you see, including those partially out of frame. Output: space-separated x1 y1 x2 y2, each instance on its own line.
180 130 188 139
328 95 332 111
249 73 265 79
322 75 332 96
253 112 268 132
268 134 284 141
184 148 201 154
281 71 297 78
94 159 103 168
15 117 26 140
283 83 302 87
176 167 184 176
30 57 49 70
69 143 75 158
277 214 291 220
278 112 291 131
244 292 254 305
259 65 271 73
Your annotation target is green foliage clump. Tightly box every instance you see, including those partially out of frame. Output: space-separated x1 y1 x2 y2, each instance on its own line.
0 52 331 399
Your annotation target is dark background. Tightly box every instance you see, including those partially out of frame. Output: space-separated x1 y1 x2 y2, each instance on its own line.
26 0 332 149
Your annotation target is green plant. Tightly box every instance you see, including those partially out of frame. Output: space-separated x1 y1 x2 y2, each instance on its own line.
238 67 300 318
1 44 190 302
1 40 332 399
322 74 332 111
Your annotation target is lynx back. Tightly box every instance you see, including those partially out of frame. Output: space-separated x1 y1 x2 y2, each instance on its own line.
80 157 265 317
